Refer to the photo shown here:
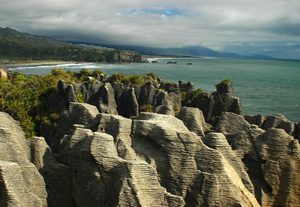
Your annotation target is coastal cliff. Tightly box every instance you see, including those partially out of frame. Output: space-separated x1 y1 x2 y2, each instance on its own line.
0 27 144 64
0 70 299 207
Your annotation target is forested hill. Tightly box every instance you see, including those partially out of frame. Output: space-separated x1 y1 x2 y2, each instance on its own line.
0 27 143 63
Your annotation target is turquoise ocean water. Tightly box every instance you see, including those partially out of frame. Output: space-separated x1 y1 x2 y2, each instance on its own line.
8 58 300 121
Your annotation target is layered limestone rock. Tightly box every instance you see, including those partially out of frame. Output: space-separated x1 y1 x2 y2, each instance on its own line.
207 80 243 123
1 96 299 207
153 91 178 115
154 104 175 116
49 109 260 206
0 161 40 207
131 112 259 207
217 112 300 207
255 129 300 207
139 81 158 106
117 88 139 118
55 77 242 127
52 102 99 150
80 80 103 102
153 91 172 107
168 91 182 112
96 113 136 160
190 134 259 207
217 112 270 204
202 133 255 194
29 137 74 207
245 113 296 136
57 80 78 104
88 82 118 114
177 106 210 136
68 102 99 125
244 114 266 128
57 126 184 207
136 82 179 115
0 112 47 207
262 114 295 134
2 68 300 207
216 112 264 159
132 112 199 197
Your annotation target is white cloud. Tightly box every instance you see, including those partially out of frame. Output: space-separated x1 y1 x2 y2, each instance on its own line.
0 0 300 48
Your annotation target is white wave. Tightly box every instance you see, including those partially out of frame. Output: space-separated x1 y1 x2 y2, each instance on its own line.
9 65 55 70
55 63 81 67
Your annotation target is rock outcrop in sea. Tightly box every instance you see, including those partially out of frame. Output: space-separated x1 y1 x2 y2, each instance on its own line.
109 50 145 63
0 75 299 207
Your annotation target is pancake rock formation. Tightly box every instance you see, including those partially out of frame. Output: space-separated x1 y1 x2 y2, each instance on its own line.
0 78 299 207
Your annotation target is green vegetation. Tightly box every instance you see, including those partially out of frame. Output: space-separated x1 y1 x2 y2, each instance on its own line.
181 88 210 116
0 68 111 138
189 89 209 106
0 71 68 137
216 79 232 92
92 69 105 77
74 68 106 81
140 104 154 113
108 73 144 85
0 27 140 63
108 73 159 85
0 68 93 138
0 67 210 138
75 89 85 103
51 68 74 82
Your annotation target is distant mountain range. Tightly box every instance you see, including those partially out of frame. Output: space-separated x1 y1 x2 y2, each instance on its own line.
69 42 274 60
93 44 241 58
0 27 273 62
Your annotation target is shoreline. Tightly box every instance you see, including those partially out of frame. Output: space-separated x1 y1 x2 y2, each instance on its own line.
2 60 78 69
3 60 147 70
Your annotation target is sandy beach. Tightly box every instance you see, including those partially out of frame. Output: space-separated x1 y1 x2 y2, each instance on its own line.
2 60 77 69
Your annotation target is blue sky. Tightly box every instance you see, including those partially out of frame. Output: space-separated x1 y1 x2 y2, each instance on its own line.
0 0 300 59
142 9 181 16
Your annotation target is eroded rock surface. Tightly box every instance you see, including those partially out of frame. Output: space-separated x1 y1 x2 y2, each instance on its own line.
51 102 99 151
29 137 74 207
155 104 175 116
131 113 259 207
244 114 266 128
57 126 184 207
0 112 47 207
255 129 300 207
49 110 260 206
88 82 118 114
262 114 295 134
117 88 139 118
217 112 300 207
1 99 299 207
96 113 136 160
207 81 243 123
177 106 210 136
